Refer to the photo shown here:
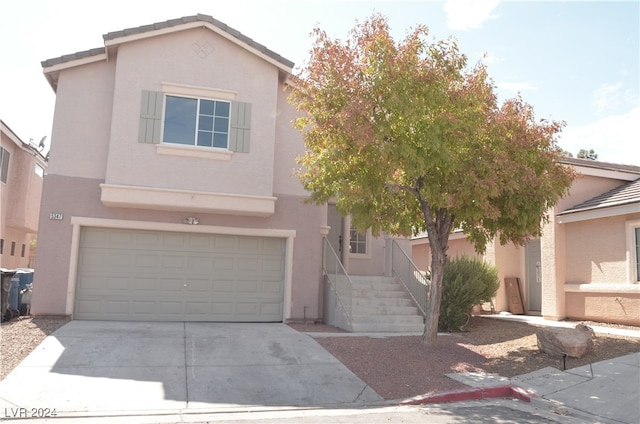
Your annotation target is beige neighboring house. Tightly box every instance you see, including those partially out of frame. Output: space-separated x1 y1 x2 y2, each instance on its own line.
412 157 640 326
0 120 47 269
32 15 415 330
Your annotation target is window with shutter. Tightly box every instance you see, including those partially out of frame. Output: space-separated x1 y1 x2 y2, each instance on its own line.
138 91 251 153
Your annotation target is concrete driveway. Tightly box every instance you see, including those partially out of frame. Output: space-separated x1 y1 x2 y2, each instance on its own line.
0 321 382 418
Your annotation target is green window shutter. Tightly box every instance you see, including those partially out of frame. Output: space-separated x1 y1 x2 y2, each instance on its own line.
139 90 163 144
229 102 251 153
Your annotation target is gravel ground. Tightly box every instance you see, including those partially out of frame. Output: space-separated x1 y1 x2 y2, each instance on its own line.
0 316 70 380
292 316 640 400
2 315 638 402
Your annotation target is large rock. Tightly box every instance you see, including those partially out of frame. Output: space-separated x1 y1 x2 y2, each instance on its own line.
536 324 595 358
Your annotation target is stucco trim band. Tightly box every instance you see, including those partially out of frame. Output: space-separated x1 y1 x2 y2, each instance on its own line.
565 283 640 293
100 183 276 217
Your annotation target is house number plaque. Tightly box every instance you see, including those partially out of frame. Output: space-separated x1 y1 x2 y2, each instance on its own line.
49 212 64 220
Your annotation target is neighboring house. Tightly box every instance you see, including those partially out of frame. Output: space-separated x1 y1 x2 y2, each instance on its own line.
0 120 47 269
412 157 640 325
32 15 408 327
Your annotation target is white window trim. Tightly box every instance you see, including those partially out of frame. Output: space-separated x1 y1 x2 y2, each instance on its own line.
155 143 233 161
347 217 371 259
625 218 640 283
160 82 236 152
161 82 236 101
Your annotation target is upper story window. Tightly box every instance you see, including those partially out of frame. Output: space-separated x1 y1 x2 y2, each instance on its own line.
163 96 230 148
0 146 9 183
138 84 251 155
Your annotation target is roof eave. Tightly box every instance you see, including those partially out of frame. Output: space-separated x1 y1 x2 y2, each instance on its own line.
557 202 640 224
103 20 293 75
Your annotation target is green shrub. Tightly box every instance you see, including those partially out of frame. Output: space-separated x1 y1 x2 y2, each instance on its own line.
438 256 499 332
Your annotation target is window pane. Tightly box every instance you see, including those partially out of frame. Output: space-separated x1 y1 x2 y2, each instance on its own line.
200 99 215 116
213 133 227 148
636 227 640 281
163 96 197 145
349 228 367 254
198 115 213 131
0 147 9 183
215 101 230 117
214 117 229 132
197 131 213 147
35 163 44 177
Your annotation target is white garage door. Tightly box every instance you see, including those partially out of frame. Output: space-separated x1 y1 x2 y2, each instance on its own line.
74 227 285 321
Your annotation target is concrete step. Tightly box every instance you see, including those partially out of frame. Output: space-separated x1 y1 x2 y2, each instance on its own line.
350 289 412 299
336 275 425 334
351 305 420 315
351 314 424 325
352 297 416 307
351 322 425 333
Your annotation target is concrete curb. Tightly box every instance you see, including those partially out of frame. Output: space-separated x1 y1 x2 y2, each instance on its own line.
399 385 536 405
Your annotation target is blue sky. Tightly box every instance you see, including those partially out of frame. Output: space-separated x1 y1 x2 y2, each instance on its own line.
1 0 638 164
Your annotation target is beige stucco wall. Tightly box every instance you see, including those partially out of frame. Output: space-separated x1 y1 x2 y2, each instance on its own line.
564 215 630 284
1 127 45 269
411 235 481 273
565 291 640 325
104 28 279 198
485 240 524 313
46 61 115 179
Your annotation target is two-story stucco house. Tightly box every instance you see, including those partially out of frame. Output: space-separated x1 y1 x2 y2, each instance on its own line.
32 15 420 330
0 120 47 269
412 157 640 325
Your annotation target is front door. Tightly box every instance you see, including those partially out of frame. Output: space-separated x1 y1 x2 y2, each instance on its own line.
327 204 345 265
525 239 542 313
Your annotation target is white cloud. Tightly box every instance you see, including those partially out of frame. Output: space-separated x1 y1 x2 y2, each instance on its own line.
497 81 539 94
593 82 623 115
558 106 640 165
444 0 501 31
592 82 638 117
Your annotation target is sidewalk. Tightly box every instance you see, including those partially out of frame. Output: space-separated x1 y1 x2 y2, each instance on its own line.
409 314 640 423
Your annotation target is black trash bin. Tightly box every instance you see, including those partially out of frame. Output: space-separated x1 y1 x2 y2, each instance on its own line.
1 269 18 322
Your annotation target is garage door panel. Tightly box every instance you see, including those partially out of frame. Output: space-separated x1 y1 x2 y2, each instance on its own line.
75 228 285 322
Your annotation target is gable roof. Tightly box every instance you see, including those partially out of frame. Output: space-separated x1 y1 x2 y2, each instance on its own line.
561 156 640 175
557 178 640 223
41 14 294 90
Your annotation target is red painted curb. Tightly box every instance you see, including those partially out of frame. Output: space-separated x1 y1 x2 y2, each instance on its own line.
400 385 535 405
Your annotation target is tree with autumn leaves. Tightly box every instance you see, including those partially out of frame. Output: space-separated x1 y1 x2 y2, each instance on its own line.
288 15 574 346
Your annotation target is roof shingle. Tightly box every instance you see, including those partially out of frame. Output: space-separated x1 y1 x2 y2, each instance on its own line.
559 178 640 215
42 14 294 69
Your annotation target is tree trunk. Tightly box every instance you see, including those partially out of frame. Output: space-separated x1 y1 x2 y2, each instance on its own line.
421 239 447 346
420 205 453 346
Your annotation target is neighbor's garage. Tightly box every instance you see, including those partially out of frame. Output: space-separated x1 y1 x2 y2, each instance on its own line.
74 227 285 321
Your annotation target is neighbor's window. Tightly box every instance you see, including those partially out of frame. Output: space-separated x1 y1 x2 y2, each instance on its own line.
0 239 4 254
0 146 9 183
163 95 230 148
35 163 44 177
10 241 16 256
21 243 26 258
626 220 640 283
636 227 640 282
349 226 368 255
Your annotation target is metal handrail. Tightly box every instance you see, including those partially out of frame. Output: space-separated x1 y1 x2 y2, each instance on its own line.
322 237 353 330
391 240 429 317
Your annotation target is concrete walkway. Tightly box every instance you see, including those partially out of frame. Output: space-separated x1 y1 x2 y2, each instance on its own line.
0 322 382 420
